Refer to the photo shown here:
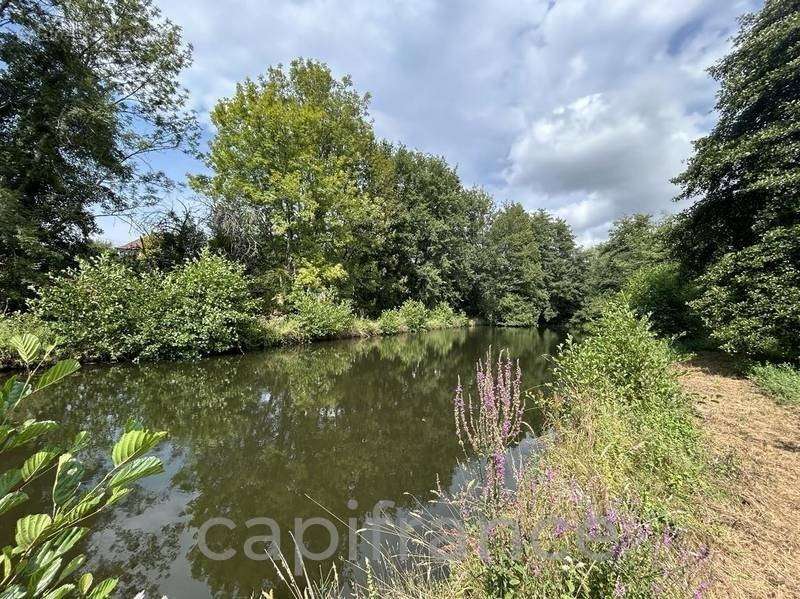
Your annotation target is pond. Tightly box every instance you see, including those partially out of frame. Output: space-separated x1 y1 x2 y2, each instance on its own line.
14 326 563 597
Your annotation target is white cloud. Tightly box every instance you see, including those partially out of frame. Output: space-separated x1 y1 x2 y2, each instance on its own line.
140 0 762 245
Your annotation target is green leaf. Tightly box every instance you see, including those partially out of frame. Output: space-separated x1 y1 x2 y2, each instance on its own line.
31 556 62 595
48 527 88 559
15 513 52 549
1 380 30 412
22 451 56 481
52 454 84 507
35 360 80 392
56 555 85 583
71 431 89 452
0 585 26 599
57 494 103 525
0 469 22 496
42 584 76 599
85 577 117 599
77 572 92 594
109 456 163 488
10 334 41 364
5 420 58 450
0 491 28 516
111 429 166 467
104 487 131 508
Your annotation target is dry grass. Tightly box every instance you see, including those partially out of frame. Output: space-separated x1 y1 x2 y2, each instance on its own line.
680 352 800 598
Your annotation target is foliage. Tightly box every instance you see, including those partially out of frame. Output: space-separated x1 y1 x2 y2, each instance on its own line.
0 334 166 597
191 58 375 297
479 203 548 326
671 0 800 274
0 312 57 368
690 225 800 359
624 262 704 338
31 251 255 361
396 300 429 333
377 309 406 336
285 291 355 341
547 297 703 513
0 0 198 309
749 362 800 406
426 303 469 329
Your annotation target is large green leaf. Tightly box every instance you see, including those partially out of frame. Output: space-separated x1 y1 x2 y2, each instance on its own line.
9 334 41 364
15 513 52 549
52 454 84 507
109 456 163 488
77 573 92 594
5 420 58 450
1 380 30 413
0 491 28 517
111 429 166 467
35 360 80 392
22 451 56 481
58 494 103 525
104 487 131 508
85 578 117 599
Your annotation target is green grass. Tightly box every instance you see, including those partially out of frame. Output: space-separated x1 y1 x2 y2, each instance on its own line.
749 362 800 406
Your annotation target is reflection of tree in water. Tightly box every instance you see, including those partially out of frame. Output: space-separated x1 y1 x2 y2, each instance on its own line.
27 327 561 598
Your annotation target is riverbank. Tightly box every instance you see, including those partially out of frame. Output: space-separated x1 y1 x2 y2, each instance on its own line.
680 352 800 598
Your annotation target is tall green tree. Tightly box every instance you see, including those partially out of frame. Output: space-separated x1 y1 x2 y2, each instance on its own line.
349 145 492 315
0 0 198 308
530 210 586 324
672 0 800 357
479 203 547 325
192 59 376 301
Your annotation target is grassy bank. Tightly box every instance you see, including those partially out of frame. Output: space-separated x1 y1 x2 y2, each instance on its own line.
749 362 800 406
275 298 713 597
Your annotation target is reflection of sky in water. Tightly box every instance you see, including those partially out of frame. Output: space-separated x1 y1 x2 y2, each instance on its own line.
16 327 561 598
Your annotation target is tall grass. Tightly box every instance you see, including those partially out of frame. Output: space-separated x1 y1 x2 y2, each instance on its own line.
749 362 800 406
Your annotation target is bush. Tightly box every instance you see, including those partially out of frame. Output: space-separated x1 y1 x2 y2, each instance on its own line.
397 299 429 332
426 302 469 329
548 297 702 512
32 251 256 361
749 362 800 406
377 309 406 335
624 263 704 338
0 335 166 597
691 225 800 360
287 291 355 340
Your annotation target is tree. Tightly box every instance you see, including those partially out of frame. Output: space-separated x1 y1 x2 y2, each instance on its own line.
672 0 800 357
192 59 376 302
479 203 547 326
349 145 492 315
530 210 587 325
585 214 667 297
0 0 198 309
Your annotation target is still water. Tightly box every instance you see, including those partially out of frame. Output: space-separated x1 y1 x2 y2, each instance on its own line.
21 327 562 597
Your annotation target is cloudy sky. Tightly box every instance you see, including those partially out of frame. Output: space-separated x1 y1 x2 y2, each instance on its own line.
102 0 761 245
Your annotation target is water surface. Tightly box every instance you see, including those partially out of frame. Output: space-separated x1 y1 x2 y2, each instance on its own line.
18 327 561 597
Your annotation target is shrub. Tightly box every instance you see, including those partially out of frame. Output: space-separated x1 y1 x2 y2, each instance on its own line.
134 251 256 360
350 317 381 338
426 302 469 329
547 297 703 513
691 225 800 360
397 299 429 332
0 334 166 597
624 262 703 338
377 309 406 335
287 291 355 340
32 250 256 361
749 362 800 406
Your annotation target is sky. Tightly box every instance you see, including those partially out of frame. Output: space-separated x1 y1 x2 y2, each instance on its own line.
100 0 761 246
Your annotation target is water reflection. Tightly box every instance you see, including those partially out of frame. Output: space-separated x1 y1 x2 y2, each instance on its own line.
21 327 561 598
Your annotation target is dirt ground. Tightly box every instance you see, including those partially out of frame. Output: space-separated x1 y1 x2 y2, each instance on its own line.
679 352 800 598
